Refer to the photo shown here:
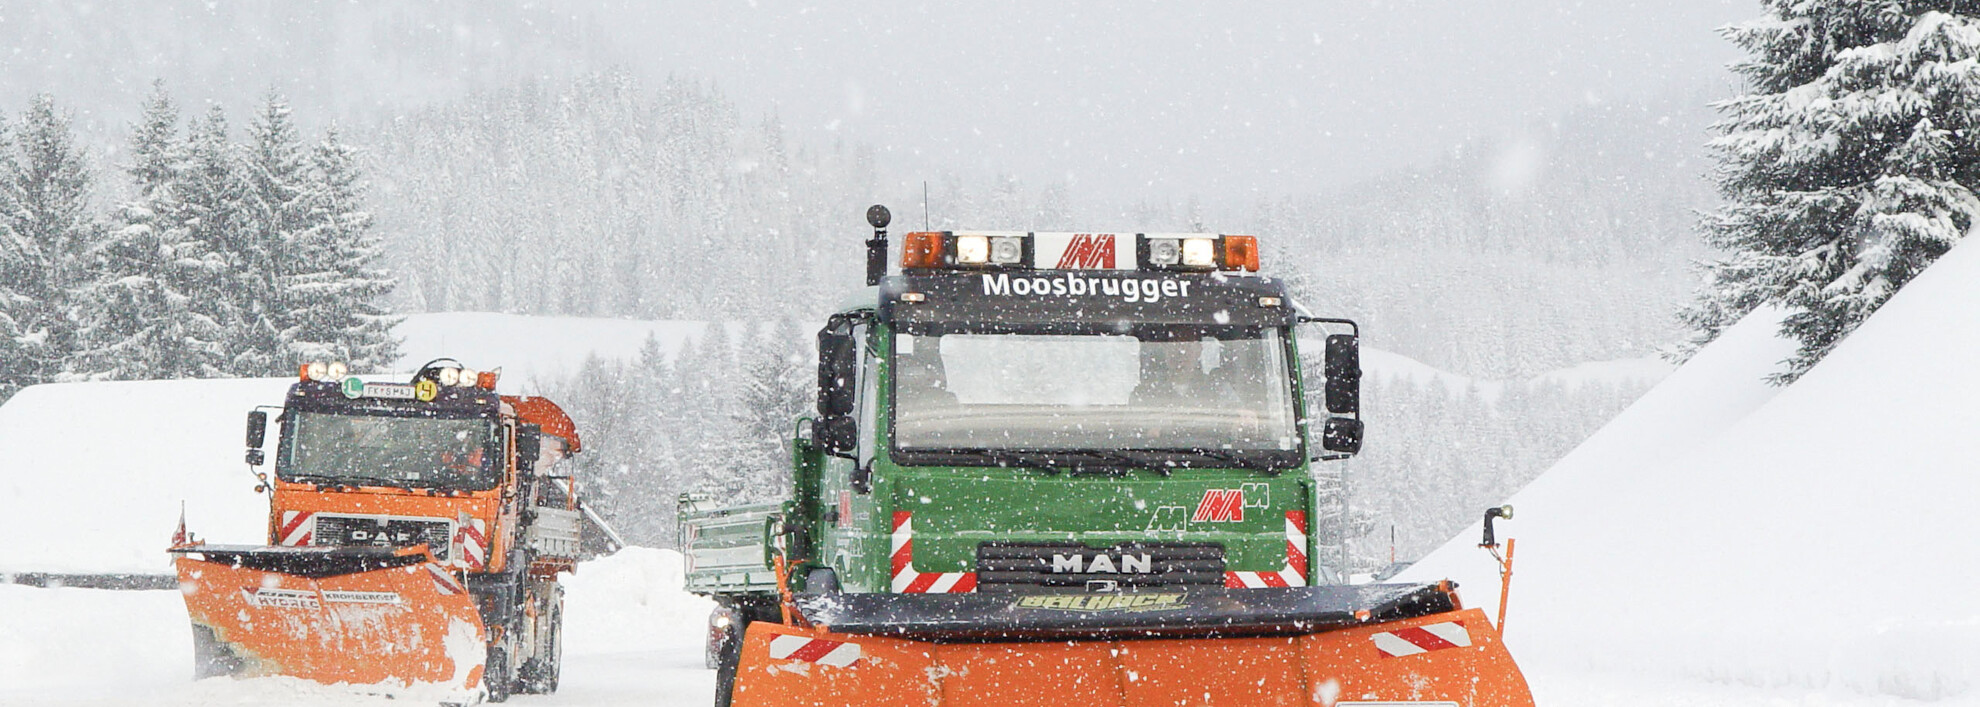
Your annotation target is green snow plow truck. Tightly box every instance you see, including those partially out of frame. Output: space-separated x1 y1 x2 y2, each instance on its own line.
681 206 1533 707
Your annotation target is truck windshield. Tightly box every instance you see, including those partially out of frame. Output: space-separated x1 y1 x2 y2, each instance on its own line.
280 411 500 489
891 326 1300 465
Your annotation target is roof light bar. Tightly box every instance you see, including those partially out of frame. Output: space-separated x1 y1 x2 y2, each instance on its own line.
894 232 1264 273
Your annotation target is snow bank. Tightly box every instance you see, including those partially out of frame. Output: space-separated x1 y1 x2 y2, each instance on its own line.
0 378 290 574
561 547 717 657
1403 241 1980 701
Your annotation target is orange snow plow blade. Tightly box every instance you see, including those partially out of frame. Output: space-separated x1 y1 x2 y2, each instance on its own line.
171 545 487 693
732 607 1532 707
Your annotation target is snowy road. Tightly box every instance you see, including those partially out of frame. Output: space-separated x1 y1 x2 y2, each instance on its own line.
1 549 1945 707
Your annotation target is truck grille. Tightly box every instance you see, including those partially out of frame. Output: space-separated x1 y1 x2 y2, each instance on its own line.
311 515 453 561
974 541 1225 592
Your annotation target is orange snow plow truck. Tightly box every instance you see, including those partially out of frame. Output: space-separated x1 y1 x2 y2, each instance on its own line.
170 359 599 701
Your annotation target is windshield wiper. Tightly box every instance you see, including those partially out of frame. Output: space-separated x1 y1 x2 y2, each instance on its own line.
1067 450 1172 477
977 451 1063 476
1178 448 1282 473
287 473 420 492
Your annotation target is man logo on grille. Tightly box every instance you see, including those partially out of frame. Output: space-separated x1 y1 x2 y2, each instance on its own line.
1056 233 1116 269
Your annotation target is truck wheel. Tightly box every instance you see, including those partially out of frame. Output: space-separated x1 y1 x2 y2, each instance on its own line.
519 588 563 694
804 567 841 594
483 644 512 703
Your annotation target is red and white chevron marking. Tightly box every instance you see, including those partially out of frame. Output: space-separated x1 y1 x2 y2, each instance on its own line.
1224 510 1309 588
425 564 466 595
890 512 976 594
767 634 862 667
278 511 315 546
1371 621 1472 658
453 518 487 571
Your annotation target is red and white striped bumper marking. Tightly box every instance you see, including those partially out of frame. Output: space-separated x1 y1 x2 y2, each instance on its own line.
453 518 487 571
1371 621 1472 658
425 564 466 595
890 512 976 594
278 511 315 546
767 634 861 667
1224 510 1309 588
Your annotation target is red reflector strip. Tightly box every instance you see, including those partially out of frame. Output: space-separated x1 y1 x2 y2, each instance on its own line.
1372 621 1472 658
768 634 862 667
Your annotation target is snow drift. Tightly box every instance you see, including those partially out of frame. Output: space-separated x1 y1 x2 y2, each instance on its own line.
1402 240 1980 700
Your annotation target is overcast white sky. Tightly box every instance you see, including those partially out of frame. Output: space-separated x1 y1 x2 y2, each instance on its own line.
2 1 1749 200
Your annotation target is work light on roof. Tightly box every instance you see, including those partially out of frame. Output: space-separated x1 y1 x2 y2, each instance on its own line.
955 235 990 265
1181 238 1217 267
1148 238 1181 266
456 368 480 387
990 236 1024 264
305 361 329 381
437 367 461 386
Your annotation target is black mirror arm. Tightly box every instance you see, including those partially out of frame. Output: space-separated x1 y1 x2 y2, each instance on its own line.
1297 316 1360 339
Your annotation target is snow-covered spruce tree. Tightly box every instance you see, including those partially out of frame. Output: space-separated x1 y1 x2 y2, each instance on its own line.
179 106 252 376
71 83 228 381
1 95 97 391
1681 6 1980 383
730 319 812 500
230 93 310 376
0 120 26 400
282 127 400 371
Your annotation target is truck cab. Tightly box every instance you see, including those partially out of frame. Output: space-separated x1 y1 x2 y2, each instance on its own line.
686 224 1364 624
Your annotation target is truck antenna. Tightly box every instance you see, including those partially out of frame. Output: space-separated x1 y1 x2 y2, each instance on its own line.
922 181 930 231
866 204 892 286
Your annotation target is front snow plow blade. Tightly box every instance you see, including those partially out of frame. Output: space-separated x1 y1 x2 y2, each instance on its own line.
170 544 487 692
735 584 1532 706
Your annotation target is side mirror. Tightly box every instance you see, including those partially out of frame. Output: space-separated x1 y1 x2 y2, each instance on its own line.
246 411 268 448
817 319 858 419
516 424 543 476
1324 334 1361 415
816 415 858 456
1320 417 1364 455
245 411 268 466
794 418 817 446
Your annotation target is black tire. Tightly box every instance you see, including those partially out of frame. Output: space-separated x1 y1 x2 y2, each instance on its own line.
484 643 513 703
804 567 841 594
519 589 563 694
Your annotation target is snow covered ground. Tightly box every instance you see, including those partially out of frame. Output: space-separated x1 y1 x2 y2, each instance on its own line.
0 548 714 707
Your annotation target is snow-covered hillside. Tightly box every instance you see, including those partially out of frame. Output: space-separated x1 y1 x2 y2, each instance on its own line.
1402 240 1980 702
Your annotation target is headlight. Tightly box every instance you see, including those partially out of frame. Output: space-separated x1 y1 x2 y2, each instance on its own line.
1148 238 1181 266
1181 238 1217 267
326 362 348 379
456 368 480 387
437 367 461 386
955 235 990 265
989 236 1023 265
305 362 329 381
